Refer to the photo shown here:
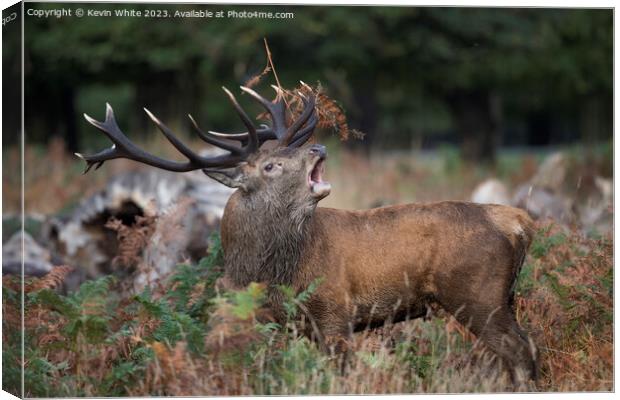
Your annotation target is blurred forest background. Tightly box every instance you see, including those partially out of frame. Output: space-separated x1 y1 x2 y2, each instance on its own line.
3 4 612 163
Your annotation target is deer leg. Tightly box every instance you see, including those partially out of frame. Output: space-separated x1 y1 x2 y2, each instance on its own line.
472 307 537 386
317 314 353 355
481 317 538 388
305 319 349 376
448 302 538 387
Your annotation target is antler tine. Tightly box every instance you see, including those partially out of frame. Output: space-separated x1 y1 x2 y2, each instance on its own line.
80 104 251 174
282 93 317 145
221 87 258 153
213 88 318 147
82 104 197 172
240 85 288 141
208 125 277 144
187 114 243 154
143 108 218 164
288 111 319 148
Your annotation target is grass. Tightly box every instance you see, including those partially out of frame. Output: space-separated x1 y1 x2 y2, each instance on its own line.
2 138 613 395
515 222 612 391
2 221 613 396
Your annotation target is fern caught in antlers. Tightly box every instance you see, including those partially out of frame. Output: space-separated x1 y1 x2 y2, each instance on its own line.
244 39 364 142
280 82 364 141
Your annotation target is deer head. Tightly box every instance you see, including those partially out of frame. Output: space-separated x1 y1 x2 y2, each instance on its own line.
78 86 331 211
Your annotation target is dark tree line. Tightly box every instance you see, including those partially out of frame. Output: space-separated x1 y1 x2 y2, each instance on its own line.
18 5 612 163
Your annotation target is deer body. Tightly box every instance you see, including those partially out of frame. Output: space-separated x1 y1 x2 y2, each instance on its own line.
81 84 538 384
222 191 537 381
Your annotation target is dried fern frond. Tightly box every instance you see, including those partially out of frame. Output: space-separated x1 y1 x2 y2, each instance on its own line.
297 82 364 141
251 38 364 141
105 214 157 269
28 265 74 292
187 281 206 309
255 81 364 142
244 65 272 89
2 274 21 292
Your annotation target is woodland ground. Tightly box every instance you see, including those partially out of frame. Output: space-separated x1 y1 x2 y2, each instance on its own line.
2 139 614 396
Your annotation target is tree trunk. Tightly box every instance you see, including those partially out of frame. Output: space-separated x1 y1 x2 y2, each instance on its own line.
448 90 500 165
133 70 198 139
61 86 78 153
351 81 378 154
580 94 611 145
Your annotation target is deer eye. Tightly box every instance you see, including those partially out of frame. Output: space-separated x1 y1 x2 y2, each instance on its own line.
264 163 274 172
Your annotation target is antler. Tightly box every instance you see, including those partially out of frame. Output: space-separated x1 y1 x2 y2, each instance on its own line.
208 85 318 148
79 85 318 174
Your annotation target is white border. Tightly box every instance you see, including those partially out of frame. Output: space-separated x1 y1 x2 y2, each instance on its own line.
0 1 616 399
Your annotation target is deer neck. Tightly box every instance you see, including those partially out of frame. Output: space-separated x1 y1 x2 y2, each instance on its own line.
221 190 314 287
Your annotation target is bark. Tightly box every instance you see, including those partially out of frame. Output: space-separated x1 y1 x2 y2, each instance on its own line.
448 90 501 165
351 82 378 153
61 86 78 153
579 94 611 145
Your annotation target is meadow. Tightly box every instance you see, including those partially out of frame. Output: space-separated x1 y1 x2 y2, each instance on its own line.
2 139 613 396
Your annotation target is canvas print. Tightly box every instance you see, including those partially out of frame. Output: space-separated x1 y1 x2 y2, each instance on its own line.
2 1 613 396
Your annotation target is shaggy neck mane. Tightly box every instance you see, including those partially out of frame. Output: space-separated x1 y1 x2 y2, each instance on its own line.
224 192 314 287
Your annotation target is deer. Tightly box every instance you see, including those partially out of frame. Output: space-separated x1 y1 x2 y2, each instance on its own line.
78 85 539 384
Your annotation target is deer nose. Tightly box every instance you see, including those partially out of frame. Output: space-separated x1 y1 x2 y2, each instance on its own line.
309 144 327 158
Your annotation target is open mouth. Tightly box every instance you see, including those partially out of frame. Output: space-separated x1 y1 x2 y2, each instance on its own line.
308 157 331 197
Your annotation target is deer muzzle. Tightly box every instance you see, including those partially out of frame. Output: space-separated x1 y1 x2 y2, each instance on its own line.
308 145 331 198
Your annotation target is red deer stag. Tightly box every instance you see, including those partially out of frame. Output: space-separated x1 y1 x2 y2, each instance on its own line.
78 85 538 383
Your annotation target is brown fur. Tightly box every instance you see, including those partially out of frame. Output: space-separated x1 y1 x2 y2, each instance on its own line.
82 93 539 384
210 144 539 383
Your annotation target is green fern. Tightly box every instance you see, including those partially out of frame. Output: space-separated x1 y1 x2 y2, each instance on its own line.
278 277 323 319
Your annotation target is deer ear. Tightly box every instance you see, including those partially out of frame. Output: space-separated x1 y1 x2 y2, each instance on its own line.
202 167 247 189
